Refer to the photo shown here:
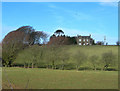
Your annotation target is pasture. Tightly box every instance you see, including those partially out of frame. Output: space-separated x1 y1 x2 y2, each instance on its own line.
2 67 118 89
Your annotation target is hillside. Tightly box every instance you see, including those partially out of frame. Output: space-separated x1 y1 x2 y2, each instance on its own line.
14 45 118 70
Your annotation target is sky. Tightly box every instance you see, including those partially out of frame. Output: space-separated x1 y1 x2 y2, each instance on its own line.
1 2 118 45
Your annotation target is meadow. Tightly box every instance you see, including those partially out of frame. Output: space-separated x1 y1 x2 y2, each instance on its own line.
2 67 118 89
2 45 119 89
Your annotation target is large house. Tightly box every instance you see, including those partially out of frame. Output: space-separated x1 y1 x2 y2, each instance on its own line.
76 34 94 45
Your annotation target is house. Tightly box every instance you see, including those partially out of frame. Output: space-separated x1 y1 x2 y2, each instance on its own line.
76 34 94 45
48 30 94 46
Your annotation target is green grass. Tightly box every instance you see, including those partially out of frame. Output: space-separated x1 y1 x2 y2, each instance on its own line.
2 67 118 89
67 45 118 57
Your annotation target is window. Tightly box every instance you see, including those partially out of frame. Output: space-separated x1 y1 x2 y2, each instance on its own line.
79 39 81 41
83 39 85 41
86 39 88 42
79 43 81 45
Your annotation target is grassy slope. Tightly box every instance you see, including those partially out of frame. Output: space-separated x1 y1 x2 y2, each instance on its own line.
67 45 118 57
59 45 118 69
2 67 118 89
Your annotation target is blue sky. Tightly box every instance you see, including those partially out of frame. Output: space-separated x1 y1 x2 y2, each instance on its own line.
2 2 118 44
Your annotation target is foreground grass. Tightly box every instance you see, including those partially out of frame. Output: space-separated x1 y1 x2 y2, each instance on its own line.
2 67 118 89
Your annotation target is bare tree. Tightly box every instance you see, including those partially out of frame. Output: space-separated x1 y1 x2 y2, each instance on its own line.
96 41 104 45
89 55 99 70
73 51 87 71
102 51 115 70
116 41 120 46
58 47 69 70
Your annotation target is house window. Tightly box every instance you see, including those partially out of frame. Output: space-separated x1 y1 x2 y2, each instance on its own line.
79 39 81 42
86 39 88 42
79 43 81 45
83 39 85 42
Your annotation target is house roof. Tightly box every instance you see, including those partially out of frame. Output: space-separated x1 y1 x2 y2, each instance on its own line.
78 36 90 38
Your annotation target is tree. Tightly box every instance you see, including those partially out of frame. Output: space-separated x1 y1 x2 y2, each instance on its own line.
45 45 59 69
92 40 95 45
54 29 64 36
16 26 35 45
102 51 115 70
16 26 48 45
96 41 104 45
32 45 44 68
2 26 48 67
30 31 48 45
89 55 99 70
73 51 87 71
14 45 44 68
2 31 26 67
116 41 120 46
14 48 33 68
58 47 69 70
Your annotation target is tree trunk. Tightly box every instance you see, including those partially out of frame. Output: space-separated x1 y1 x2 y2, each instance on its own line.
46 65 49 69
52 65 54 69
27 64 29 68
94 66 96 71
52 61 54 69
24 64 25 68
76 65 79 71
32 63 34 68
101 67 104 71
62 65 64 70
54 65 56 69
94 67 96 71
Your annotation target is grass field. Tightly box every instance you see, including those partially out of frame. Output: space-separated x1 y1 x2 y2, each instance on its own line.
2 67 118 89
67 45 118 57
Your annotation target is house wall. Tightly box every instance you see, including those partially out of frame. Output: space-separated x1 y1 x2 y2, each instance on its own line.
77 35 93 45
